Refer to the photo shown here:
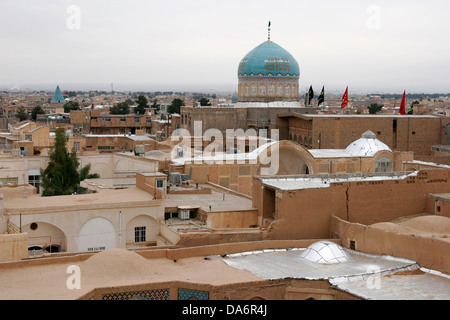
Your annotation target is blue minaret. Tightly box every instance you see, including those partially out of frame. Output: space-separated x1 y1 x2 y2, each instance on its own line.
51 85 65 103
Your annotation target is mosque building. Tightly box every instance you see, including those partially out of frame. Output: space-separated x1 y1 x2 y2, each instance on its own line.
237 31 300 103
180 24 313 136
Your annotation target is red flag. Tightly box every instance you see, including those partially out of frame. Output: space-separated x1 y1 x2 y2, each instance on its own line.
399 90 406 115
341 86 348 109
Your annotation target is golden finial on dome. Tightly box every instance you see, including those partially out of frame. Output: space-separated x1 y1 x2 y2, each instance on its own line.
268 21 271 41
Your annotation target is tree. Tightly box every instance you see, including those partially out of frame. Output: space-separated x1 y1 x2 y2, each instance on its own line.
368 103 383 114
110 101 130 115
31 106 45 121
63 101 80 113
16 106 28 121
151 99 161 113
41 128 99 196
198 97 212 106
135 95 148 114
168 98 184 114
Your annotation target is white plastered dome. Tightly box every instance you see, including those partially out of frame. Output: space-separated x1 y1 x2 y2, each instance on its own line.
345 130 392 157
300 241 353 264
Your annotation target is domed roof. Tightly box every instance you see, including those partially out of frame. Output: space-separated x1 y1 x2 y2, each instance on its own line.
238 41 299 78
300 241 353 264
345 130 392 157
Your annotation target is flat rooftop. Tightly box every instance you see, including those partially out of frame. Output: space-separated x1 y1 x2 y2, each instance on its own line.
260 171 418 191
216 243 450 300
165 189 254 212
4 187 154 213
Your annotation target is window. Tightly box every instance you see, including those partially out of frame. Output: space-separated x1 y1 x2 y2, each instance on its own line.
251 85 257 96
28 175 40 194
73 142 80 151
285 85 290 96
156 179 164 190
277 85 283 96
146 117 151 123
98 146 114 151
259 85 266 95
135 226 146 243
134 117 140 123
268 84 275 95
102 117 111 122
375 156 393 173
120 117 126 122
25 135 32 141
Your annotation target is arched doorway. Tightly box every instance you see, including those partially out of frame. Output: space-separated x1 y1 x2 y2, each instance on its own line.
77 217 116 252
23 222 67 252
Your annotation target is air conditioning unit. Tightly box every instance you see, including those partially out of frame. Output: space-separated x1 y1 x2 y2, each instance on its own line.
179 209 190 220
170 173 182 186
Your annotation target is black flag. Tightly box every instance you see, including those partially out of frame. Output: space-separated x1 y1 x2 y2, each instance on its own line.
318 86 325 106
307 86 314 105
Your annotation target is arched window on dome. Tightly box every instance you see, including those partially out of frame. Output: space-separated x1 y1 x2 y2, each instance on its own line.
294 134 297 143
245 85 249 96
304 137 308 148
309 138 312 148
289 134 293 141
299 136 303 145
259 85 266 95
285 85 290 96
375 156 393 173
277 85 283 96
268 84 275 95
251 85 257 96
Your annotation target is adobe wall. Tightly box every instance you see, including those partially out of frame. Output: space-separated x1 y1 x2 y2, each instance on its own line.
289 115 449 155
258 169 450 240
0 233 28 262
331 216 450 274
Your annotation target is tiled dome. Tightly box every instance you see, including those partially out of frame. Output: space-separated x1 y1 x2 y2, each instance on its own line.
238 40 299 79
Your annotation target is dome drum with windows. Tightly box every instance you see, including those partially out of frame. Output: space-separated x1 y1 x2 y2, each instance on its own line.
237 31 300 103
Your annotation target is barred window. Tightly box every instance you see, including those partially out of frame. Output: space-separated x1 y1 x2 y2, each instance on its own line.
135 226 146 243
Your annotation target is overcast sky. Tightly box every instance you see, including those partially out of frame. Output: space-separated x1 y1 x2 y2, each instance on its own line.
0 0 449 93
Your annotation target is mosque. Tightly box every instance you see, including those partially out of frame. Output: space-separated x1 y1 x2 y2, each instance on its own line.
180 24 313 136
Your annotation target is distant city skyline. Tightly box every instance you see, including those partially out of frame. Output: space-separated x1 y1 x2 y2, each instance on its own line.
1 0 449 94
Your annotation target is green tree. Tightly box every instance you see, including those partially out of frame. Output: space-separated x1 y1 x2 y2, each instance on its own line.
368 103 383 114
151 99 161 113
63 101 80 113
110 101 130 115
135 95 148 114
198 97 212 106
41 128 99 197
31 106 45 121
16 106 28 121
168 98 184 114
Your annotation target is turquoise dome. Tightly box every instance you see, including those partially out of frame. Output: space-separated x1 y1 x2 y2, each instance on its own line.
238 41 299 78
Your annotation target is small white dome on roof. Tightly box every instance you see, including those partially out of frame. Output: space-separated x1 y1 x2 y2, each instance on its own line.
300 241 353 264
345 130 392 157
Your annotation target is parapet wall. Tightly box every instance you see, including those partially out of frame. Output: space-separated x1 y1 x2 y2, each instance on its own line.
331 215 450 274
0 233 28 262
